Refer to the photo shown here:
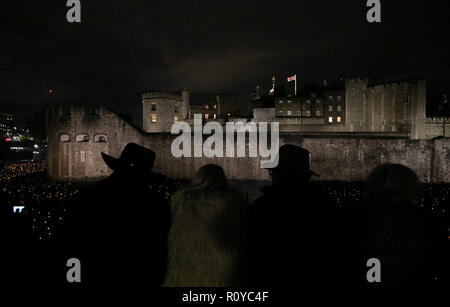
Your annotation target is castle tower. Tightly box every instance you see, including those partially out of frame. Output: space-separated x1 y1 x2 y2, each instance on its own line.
411 80 427 139
345 77 369 132
142 89 190 132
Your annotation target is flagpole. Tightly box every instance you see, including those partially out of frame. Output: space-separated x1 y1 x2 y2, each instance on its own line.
295 75 297 96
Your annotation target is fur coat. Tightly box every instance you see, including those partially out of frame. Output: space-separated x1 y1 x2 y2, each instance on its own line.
163 187 248 287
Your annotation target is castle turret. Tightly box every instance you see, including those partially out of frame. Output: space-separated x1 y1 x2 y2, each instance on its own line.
345 77 369 132
411 80 427 139
142 89 189 132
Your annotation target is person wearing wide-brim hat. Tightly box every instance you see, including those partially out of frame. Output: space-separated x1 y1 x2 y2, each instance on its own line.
267 144 319 186
101 142 166 184
246 144 339 288
62 142 171 288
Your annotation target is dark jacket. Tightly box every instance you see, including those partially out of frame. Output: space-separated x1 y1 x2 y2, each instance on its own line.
247 182 338 287
340 199 450 287
62 172 171 288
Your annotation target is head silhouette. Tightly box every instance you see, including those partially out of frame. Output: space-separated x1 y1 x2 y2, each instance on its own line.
187 164 228 195
269 144 318 186
365 163 419 206
101 143 165 183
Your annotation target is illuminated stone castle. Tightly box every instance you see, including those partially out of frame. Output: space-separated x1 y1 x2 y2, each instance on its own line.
139 78 449 140
46 77 450 182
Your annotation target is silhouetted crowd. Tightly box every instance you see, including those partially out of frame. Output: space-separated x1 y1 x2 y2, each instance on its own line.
1 143 449 288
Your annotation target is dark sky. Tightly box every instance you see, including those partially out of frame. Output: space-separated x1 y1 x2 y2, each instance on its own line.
1 0 450 127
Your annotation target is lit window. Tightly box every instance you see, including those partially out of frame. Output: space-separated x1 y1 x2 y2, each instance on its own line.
316 110 321 117
328 117 333 123
337 96 342 101
287 110 292 116
151 114 157 123
337 116 341 123
151 104 156 111
213 114 216 119
205 114 209 119
328 96 333 101
174 116 178 123
306 110 311 117
76 134 89 142
213 104 217 109
279 100 283 104
94 135 107 142
337 105 342 112
279 111 284 115
329 105 333 112
205 105 209 109
80 151 85 163
60 134 70 142
287 100 292 104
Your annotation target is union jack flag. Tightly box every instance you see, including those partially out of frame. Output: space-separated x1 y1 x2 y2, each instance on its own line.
287 75 296 82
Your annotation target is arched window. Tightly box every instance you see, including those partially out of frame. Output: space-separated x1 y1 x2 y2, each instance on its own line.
76 134 89 142
94 134 107 143
60 134 70 142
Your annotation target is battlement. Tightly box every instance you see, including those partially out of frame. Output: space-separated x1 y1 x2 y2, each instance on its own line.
47 106 106 119
142 91 183 102
426 117 450 123
367 81 420 92
345 77 370 84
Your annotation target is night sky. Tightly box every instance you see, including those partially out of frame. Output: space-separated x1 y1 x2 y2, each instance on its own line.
1 0 450 127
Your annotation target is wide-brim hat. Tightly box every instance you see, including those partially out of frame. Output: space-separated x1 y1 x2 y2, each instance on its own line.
101 143 166 183
273 144 319 177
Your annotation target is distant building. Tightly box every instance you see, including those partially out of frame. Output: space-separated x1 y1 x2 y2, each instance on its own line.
251 77 438 139
0 105 13 136
273 90 345 127
189 100 218 121
189 94 241 122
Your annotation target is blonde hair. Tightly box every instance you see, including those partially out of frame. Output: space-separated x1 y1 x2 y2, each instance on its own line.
365 164 419 206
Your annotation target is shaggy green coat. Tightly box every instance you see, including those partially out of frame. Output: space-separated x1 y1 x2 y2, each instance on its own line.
163 188 247 287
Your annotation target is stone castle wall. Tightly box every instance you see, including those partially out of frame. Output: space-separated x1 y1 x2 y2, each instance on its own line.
46 106 143 180
47 106 450 183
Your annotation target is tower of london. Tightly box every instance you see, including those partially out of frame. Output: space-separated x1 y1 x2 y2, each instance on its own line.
46 77 450 182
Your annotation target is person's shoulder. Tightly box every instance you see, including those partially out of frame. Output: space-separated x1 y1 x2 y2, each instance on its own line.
249 187 276 213
171 187 188 203
169 188 189 215
222 185 248 204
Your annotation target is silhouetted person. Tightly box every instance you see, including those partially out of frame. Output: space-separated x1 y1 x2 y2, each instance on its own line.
351 164 449 287
340 164 450 287
163 164 248 287
63 143 171 288
247 144 338 287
